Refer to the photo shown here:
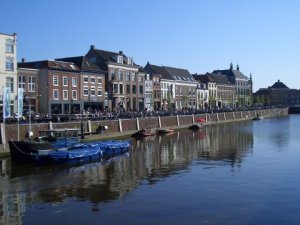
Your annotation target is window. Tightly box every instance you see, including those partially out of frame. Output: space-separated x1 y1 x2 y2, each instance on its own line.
118 70 123 81
139 86 143 94
111 69 115 80
97 89 102 96
97 78 102 84
19 76 26 89
63 90 68 100
6 39 14 53
113 84 118 94
53 89 59 100
6 77 14 92
126 85 130 94
131 72 136 82
90 77 96 83
117 55 123 64
126 71 130 81
28 76 36 92
5 57 14 71
127 57 133 65
83 76 89 83
53 76 58 86
72 77 77 87
90 88 96 96
139 76 143 83
83 87 89 96
119 84 123 94
72 90 77 100
63 77 68 86
132 85 136 94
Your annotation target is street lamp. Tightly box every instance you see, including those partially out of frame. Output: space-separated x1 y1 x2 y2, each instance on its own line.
25 95 41 140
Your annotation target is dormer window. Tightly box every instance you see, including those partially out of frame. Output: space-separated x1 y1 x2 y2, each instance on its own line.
128 57 133 65
117 55 123 64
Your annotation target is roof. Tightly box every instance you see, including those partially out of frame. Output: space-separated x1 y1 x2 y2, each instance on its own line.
254 88 269 95
208 73 233 85
90 48 137 65
164 66 195 82
213 68 249 80
18 60 80 72
144 63 172 79
0 32 16 36
144 63 195 82
55 56 104 73
270 80 289 89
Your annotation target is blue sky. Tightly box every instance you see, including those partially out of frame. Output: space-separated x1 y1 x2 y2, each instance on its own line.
1 0 300 91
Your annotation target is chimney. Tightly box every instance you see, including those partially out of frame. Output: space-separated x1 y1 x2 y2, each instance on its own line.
21 58 26 63
90 45 95 50
236 64 240 71
119 51 123 55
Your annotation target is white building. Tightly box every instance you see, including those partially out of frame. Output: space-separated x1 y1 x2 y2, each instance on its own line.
196 82 209 109
145 73 153 110
0 33 17 114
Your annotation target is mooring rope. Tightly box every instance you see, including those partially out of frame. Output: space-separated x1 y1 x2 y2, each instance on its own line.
10 139 33 155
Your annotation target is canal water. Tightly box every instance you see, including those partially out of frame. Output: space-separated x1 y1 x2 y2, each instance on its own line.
1 115 300 225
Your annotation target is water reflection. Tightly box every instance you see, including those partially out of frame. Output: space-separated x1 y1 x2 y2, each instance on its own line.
0 122 254 225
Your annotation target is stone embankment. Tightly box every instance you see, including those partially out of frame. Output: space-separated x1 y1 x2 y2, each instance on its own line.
0 107 288 155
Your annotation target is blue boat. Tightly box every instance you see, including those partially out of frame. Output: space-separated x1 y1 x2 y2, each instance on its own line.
91 140 131 159
45 144 103 163
9 128 130 164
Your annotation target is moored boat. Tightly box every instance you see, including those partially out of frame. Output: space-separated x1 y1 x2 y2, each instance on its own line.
189 123 203 130
132 129 156 137
9 129 79 163
8 128 131 164
253 114 264 120
156 128 174 134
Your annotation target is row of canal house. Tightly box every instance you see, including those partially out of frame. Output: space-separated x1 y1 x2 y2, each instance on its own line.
1 32 253 115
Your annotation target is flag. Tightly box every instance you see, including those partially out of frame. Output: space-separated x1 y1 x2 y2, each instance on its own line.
3 87 11 118
17 88 24 118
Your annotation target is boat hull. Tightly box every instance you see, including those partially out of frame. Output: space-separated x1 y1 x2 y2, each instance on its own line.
8 141 53 163
189 124 203 130
132 130 156 137
9 140 131 165
157 128 174 134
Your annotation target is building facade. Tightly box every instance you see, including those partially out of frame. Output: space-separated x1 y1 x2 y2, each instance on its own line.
196 82 208 109
254 80 300 106
18 60 81 115
193 74 218 108
0 33 17 115
86 46 145 111
213 63 252 106
17 67 39 113
56 56 106 113
144 63 198 111
144 73 153 111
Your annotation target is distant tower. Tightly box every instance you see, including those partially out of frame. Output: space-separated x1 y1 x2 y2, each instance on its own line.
230 62 233 70
249 73 253 105
236 64 240 71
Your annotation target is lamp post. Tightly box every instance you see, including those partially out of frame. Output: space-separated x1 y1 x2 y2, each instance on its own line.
25 95 41 140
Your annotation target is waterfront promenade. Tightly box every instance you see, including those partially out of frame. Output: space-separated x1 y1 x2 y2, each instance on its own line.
0 107 288 156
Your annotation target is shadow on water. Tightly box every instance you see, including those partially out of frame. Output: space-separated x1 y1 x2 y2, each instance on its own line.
0 122 255 224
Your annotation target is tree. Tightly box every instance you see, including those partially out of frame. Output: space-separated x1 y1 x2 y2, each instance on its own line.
167 89 173 111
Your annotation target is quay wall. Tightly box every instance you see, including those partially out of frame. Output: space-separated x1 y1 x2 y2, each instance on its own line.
1 108 289 149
